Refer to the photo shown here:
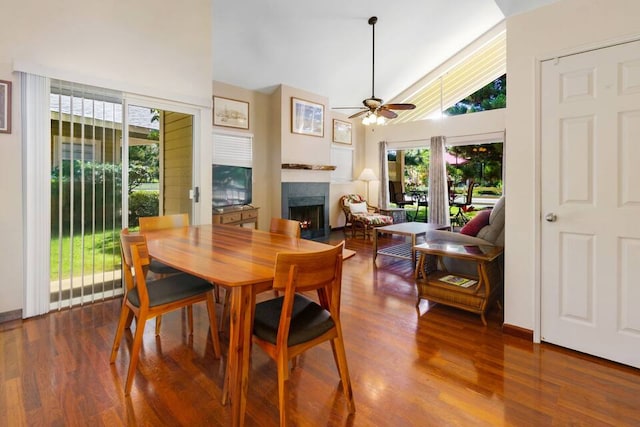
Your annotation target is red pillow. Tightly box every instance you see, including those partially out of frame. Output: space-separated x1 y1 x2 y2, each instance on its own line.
460 209 491 236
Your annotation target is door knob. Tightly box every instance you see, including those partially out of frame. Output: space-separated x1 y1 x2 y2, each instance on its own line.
545 213 557 222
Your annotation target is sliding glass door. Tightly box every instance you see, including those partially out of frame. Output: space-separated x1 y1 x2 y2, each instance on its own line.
49 80 124 308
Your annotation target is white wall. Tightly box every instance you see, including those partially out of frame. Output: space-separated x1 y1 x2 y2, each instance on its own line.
0 0 212 315
505 0 640 331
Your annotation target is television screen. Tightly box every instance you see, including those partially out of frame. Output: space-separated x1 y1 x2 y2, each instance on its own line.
212 165 252 208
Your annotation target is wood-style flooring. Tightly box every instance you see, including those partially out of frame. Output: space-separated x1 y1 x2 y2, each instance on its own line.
1 231 640 426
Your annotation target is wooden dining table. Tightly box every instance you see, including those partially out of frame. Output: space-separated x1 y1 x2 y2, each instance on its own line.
141 224 347 426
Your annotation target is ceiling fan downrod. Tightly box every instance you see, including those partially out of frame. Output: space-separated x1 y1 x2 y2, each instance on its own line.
369 16 377 99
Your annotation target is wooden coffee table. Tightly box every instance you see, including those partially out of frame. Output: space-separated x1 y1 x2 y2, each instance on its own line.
373 222 450 265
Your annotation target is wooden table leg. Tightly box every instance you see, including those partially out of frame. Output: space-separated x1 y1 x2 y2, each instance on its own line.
373 227 379 262
227 285 254 427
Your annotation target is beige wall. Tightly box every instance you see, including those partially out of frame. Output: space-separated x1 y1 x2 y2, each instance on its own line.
506 0 640 331
212 82 363 230
212 81 272 230
0 0 212 316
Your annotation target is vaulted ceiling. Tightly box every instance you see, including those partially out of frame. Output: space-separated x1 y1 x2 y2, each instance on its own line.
212 0 559 116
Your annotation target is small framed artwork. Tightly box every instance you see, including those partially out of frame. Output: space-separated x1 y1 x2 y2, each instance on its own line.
291 97 324 137
0 80 11 134
213 96 249 129
332 119 352 145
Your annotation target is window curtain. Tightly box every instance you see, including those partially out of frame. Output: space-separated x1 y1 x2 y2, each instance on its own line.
379 140 389 209
428 136 450 225
21 72 52 317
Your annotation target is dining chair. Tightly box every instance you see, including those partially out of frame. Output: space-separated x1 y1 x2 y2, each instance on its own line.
139 213 191 334
251 241 355 425
451 180 477 226
110 229 221 395
219 217 302 332
269 217 302 238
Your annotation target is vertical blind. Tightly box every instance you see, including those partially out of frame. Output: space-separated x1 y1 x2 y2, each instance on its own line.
49 80 124 309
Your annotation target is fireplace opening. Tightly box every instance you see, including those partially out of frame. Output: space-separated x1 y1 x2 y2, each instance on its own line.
281 182 330 241
289 205 324 240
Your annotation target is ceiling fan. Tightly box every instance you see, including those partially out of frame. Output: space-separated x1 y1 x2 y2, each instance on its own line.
334 16 416 124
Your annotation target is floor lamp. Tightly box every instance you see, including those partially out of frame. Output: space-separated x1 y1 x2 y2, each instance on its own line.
358 168 377 202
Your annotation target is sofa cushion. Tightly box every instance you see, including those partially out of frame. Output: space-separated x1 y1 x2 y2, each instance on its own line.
460 209 491 237
352 212 393 226
476 196 505 245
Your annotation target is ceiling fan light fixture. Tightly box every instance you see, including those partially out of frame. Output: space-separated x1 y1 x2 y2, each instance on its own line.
361 112 386 126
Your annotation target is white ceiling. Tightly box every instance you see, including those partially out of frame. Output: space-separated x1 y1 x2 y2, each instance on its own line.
212 0 559 111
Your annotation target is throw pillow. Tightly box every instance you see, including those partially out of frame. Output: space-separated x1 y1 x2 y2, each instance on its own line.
349 202 368 214
460 209 491 237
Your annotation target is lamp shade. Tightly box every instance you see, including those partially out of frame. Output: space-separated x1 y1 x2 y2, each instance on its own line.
357 168 377 182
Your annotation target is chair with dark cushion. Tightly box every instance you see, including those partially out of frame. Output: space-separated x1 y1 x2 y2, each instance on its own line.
389 181 414 208
450 180 478 226
110 229 220 395
251 242 355 425
139 213 191 334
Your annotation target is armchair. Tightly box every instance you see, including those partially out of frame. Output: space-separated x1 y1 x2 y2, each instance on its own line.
340 194 393 239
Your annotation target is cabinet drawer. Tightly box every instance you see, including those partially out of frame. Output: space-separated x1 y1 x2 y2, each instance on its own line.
242 210 258 220
221 212 242 223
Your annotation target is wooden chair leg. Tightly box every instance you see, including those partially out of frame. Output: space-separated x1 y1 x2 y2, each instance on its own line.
125 310 134 330
110 303 131 363
125 314 147 395
205 293 221 358
277 354 290 427
219 290 231 333
187 305 194 335
155 316 162 336
331 332 356 413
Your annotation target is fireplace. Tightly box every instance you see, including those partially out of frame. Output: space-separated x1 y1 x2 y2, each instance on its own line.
281 183 330 241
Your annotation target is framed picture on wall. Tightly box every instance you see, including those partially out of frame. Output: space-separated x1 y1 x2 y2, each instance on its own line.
332 119 352 145
291 97 324 137
0 80 11 134
213 96 249 129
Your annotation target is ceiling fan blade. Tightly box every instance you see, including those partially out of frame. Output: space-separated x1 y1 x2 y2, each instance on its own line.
348 110 371 119
377 108 397 119
332 107 367 110
382 103 416 111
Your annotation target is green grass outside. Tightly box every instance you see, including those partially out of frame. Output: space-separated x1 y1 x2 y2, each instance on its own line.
50 228 121 281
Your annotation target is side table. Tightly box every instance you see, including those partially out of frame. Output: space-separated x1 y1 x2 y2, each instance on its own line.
379 207 407 224
413 240 504 325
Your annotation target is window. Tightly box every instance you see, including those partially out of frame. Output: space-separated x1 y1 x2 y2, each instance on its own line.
53 136 102 164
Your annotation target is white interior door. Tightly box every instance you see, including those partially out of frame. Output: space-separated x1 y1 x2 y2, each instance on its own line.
541 40 640 368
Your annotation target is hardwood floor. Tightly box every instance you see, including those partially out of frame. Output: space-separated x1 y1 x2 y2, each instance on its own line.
2 231 640 426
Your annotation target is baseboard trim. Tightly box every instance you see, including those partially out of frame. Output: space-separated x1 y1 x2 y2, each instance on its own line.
502 323 533 341
0 309 22 324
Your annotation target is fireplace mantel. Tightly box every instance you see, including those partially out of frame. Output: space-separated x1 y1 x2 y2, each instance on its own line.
281 163 336 171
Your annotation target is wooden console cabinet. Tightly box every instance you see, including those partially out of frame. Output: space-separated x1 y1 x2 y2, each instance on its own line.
212 206 259 228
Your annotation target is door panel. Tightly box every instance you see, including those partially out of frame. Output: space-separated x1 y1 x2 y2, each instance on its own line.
541 40 640 368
